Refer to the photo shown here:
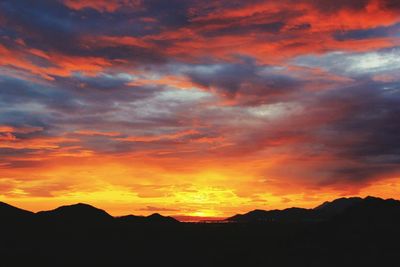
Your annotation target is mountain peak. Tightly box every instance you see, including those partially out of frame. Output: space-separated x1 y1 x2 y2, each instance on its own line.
226 196 400 223
148 213 163 218
54 203 100 210
147 213 179 223
37 203 113 222
0 201 33 220
315 197 363 210
364 195 383 201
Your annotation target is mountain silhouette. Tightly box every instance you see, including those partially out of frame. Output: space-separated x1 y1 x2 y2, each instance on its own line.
116 214 147 223
36 203 113 224
227 207 316 222
332 196 400 224
2 196 399 225
117 213 179 224
226 196 399 223
314 196 363 216
0 202 179 226
2 197 400 267
147 213 179 223
0 201 33 222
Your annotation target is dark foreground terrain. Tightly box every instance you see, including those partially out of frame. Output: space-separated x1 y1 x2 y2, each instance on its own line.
1 196 400 267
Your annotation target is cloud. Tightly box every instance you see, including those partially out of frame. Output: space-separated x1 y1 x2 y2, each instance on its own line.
117 130 199 142
140 206 179 212
294 48 400 75
62 0 142 13
0 125 43 134
185 58 302 105
0 0 400 215
0 133 16 141
74 130 121 137
258 78 400 186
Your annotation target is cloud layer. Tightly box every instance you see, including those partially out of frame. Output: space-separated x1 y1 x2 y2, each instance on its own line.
0 0 399 217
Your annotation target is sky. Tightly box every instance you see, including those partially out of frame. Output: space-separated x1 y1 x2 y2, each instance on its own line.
0 0 400 220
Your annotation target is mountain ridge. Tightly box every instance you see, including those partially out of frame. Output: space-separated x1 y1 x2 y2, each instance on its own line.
2 196 400 266
1 196 400 224
0 202 180 224
226 196 400 223
0 201 34 221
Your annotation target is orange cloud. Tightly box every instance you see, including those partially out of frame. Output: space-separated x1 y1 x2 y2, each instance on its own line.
0 133 16 141
63 0 142 12
129 75 198 90
0 44 112 80
93 36 153 49
0 125 43 134
0 136 78 150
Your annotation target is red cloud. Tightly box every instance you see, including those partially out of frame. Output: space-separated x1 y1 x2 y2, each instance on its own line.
0 125 43 134
0 44 112 80
63 0 142 12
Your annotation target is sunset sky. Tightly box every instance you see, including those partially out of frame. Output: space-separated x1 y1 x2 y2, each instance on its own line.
0 0 400 219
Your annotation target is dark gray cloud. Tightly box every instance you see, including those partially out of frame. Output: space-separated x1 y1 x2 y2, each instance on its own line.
0 0 180 64
318 80 400 159
307 0 370 12
334 23 400 41
381 0 400 9
300 79 400 183
186 57 302 105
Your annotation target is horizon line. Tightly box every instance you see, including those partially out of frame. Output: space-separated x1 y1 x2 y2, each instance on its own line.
1 195 394 222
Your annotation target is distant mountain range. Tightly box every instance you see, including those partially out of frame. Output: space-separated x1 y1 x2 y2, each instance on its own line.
1 196 400 225
2 196 400 267
226 196 400 223
0 202 179 224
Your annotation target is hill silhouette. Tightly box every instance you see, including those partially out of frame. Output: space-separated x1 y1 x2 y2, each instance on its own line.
226 196 377 223
0 201 33 222
332 196 400 224
1 196 400 267
36 203 113 224
117 213 179 224
227 207 316 222
315 196 363 215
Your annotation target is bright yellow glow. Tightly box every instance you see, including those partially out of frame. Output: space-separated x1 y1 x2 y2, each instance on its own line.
1 154 399 220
